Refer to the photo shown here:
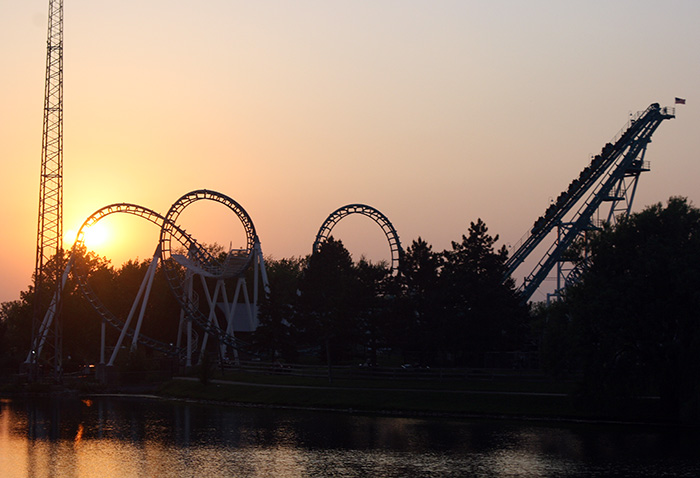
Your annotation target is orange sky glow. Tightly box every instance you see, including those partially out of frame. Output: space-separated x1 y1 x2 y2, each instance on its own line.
1 1 699 303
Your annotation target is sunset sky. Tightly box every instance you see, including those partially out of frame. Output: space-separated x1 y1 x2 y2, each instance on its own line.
1 1 698 303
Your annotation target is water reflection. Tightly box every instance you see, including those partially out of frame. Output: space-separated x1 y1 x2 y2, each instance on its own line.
2 396 700 477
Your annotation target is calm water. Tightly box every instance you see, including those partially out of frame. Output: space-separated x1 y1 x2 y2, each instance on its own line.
2 396 700 477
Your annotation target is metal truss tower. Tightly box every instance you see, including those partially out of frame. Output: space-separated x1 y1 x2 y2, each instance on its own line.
29 0 64 378
505 103 674 303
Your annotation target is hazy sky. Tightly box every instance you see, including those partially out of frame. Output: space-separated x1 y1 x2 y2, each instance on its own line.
1 1 698 303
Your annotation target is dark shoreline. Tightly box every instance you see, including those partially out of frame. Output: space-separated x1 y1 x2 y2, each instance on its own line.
2 374 683 428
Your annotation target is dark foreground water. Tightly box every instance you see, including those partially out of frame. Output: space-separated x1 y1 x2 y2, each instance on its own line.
2 396 700 477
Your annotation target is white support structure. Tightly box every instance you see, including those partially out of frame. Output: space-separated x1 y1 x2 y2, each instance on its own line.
100 319 106 365
254 240 271 301
106 247 161 367
180 270 195 368
130 249 161 351
175 239 269 368
197 275 224 363
25 255 73 365
43 190 272 375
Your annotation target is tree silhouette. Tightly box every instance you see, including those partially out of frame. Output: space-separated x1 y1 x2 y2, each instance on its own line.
254 256 305 360
565 197 700 423
354 258 392 366
398 237 442 364
296 237 358 378
440 219 527 366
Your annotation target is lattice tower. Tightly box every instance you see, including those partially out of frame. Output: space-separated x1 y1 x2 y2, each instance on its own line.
31 0 64 378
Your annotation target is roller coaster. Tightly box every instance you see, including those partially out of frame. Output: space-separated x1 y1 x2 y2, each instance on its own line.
25 188 406 378
26 190 270 374
505 102 675 302
26 0 679 381
25 103 675 377
313 204 403 275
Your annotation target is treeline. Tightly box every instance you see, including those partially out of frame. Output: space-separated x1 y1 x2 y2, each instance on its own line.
0 219 529 373
3 198 700 422
0 253 182 373
256 218 529 368
534 197 700 423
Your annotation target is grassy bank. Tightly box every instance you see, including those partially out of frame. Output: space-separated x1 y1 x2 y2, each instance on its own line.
154 367 605 421
2 367 664 423
159 378 580 419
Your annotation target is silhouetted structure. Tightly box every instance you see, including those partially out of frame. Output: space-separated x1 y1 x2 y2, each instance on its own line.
27 0 65 379
505 103 675 302
314 204 403 274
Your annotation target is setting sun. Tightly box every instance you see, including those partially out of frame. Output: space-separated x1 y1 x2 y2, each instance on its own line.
65 222 111 251
83 222 110 249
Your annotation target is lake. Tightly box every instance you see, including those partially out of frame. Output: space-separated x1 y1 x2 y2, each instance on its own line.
2 396 700 477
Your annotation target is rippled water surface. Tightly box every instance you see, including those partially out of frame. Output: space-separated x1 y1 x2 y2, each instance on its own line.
2 396 700 477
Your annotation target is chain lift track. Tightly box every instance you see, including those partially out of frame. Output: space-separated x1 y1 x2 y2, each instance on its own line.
504 103 675 302
313 204 403 274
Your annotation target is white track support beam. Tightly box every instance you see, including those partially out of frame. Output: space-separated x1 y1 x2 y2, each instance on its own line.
223 279 243 365
253 239 271 303
239 279 255 332
176 305 185 349
197 276 224 364
218 281 232 360
226 278 243 335
182 272 195 368
130 249 161 352
107 247 160 366
100 318 106 364
25 255 73 364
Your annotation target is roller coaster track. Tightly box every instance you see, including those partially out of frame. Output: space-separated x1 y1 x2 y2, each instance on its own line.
71 203 192 356
27 190 264 368
159 190 258 354
313 204 403 274
505 103 675 302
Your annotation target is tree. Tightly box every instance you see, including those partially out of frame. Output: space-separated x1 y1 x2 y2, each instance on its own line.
565 197 700 422
0 297 32 372
440 219 528 366
398 237 443 364
296 238 359 377
530 300 579 378
354 258 392 366
254 256 305 360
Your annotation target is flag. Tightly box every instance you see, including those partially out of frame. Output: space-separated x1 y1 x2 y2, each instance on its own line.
675 97 686 105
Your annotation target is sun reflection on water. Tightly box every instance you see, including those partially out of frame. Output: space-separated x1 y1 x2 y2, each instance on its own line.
2 398 700 478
